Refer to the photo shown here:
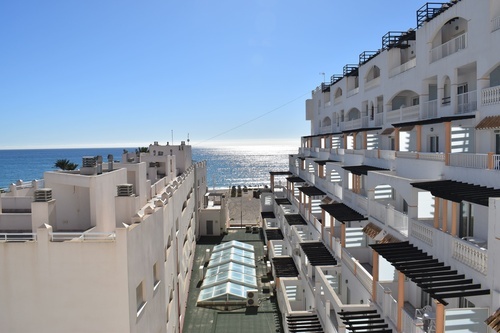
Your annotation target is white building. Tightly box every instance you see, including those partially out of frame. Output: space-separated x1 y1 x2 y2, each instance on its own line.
0 141 218 333
264 1 500 332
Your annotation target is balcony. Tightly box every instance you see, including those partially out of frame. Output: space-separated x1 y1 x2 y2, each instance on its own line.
368 201 408 237
389 58 417 78
481 85 500 106
364 77 380 90
430 32 467 63
448 153 500 170
342 189 368 216
456 90 477 114
346 87 360 98
386 105 420 124
374 112 384 126
340 116 368 131
341 247 373 294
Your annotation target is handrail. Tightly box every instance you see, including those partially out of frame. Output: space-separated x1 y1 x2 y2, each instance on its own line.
430 32 467 62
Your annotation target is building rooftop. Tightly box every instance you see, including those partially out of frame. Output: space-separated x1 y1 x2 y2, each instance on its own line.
183 228 283 333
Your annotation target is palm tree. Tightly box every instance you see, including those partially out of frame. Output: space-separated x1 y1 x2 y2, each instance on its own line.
135 147 149 154
54 159 78 171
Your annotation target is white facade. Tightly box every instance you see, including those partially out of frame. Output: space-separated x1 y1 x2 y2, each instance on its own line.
0 142 208 333
269 1 500 332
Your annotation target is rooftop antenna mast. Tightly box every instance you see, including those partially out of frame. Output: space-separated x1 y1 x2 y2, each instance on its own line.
171 130 174 145
187 133 190 144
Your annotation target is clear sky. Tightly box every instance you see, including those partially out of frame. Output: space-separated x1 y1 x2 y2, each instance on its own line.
1 0 425 149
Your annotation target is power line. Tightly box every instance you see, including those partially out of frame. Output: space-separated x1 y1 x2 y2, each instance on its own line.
192 92 310 145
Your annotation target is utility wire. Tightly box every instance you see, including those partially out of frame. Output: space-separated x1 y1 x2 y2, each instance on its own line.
192 91 310 146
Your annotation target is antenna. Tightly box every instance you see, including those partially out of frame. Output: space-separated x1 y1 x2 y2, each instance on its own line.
171 130 174 145
187 133 190 144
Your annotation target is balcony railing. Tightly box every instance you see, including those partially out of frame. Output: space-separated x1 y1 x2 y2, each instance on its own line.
386 105 420 123
448 153 488 169
456 90 477 114
0 233 37 242
430 32 467 63
492 15 500 32
341 248 373 294
389 57 417 78
452 237 488 275
481 85 500 106
410 219 434 246
422 99 437 119
375 112 384 126
346 87 360 97
364 77 381 90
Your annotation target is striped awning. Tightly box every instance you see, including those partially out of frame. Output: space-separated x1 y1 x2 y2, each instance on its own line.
485 308 500 332
476 115 500 129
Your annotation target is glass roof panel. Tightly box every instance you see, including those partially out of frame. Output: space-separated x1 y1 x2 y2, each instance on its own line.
213 240 254 253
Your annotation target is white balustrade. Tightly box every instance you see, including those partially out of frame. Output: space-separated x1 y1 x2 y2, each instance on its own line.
448 153 488 169
430 33 467 62
380 150 396 160
452 238 488 275
346 87 359 97
410 219 434 246
386 105 420 123
481 85 500 106
418 152 445 161
389 57 417 78
364 76 380 90
395 151 419 159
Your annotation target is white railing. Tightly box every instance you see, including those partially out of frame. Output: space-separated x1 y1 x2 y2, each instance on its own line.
452 238 488 275
492 16 500 32
448 153 488 169
342 248 373 294
388 208 409 237
341 118 362 131
422 100 438 119
418 152 445 162
380 150 396 160
410 219 434 246
0 233 37 241
386 105 420 123
346 87 360 97
50 232 117 242
456 90 477 114
364 77 380 90
481 85 500 106
389 57 417 78
376 283 385 311
369 201 386 224
375 112 384 126
319 125 331 134
396 151 419 159
388 293 398 326
430 32 467 62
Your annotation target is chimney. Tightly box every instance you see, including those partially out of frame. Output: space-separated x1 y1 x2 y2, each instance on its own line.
107 154 113 171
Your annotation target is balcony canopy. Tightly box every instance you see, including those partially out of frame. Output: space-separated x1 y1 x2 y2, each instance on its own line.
342 127 382 134
320 203 367 223
342 165 389 176
411 179 500 206
476 115 500 130
269 171 293 176
338 309 391 333
272 257 299 277
286 176 306 183
298 186 326 197
284 214 307 226
300 242 337 266
315 159 340 165
370 241 490 306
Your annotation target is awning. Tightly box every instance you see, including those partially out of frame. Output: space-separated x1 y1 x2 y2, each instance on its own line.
261 212 275 219
342 127 382 134
298 186 326 197
342 165 390 176
287 314 324 333
370 241 490 306
392 114 475 128
320 203 367 223
284 214 307 226
476 115 500 130
275 198 292 206
338 309 391 333
265 229 283 240
399 125 415 132
411 179 500 206
485 308 500 332
380 128 394 135
272 257 299 277
270 171 293 176
315 159 340 165
300 242 337 266
286 176 306 183
363 222 382 239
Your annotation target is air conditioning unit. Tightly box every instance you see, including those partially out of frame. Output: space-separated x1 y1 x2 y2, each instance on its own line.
246 289 258 307
199 265 205 283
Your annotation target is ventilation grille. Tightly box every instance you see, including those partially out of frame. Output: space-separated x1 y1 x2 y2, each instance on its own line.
34 189 53 202
117 184 134 197
82 156 97 168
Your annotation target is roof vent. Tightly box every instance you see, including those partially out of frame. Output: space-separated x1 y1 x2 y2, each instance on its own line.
117 184 134 197
34 189 53 202
82 156 97 168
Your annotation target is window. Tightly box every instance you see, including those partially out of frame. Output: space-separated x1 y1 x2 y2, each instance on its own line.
153 262 161 291
459 202 474 238
136 281 146 316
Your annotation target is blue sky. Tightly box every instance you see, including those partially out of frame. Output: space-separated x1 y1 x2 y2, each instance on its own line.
1 0 424 149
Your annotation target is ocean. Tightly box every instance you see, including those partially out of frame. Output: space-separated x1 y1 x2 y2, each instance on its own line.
0 144 298 190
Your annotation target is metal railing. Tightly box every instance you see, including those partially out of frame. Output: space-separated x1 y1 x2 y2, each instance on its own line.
430 32 467 62
50 232 117 242
422 99 438 119
0 233 37 242
456 90 477 114
448 153 488 169
386 105 420 123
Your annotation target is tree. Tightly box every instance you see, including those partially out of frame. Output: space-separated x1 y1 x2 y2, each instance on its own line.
54 159 78 171
135 147 149 154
